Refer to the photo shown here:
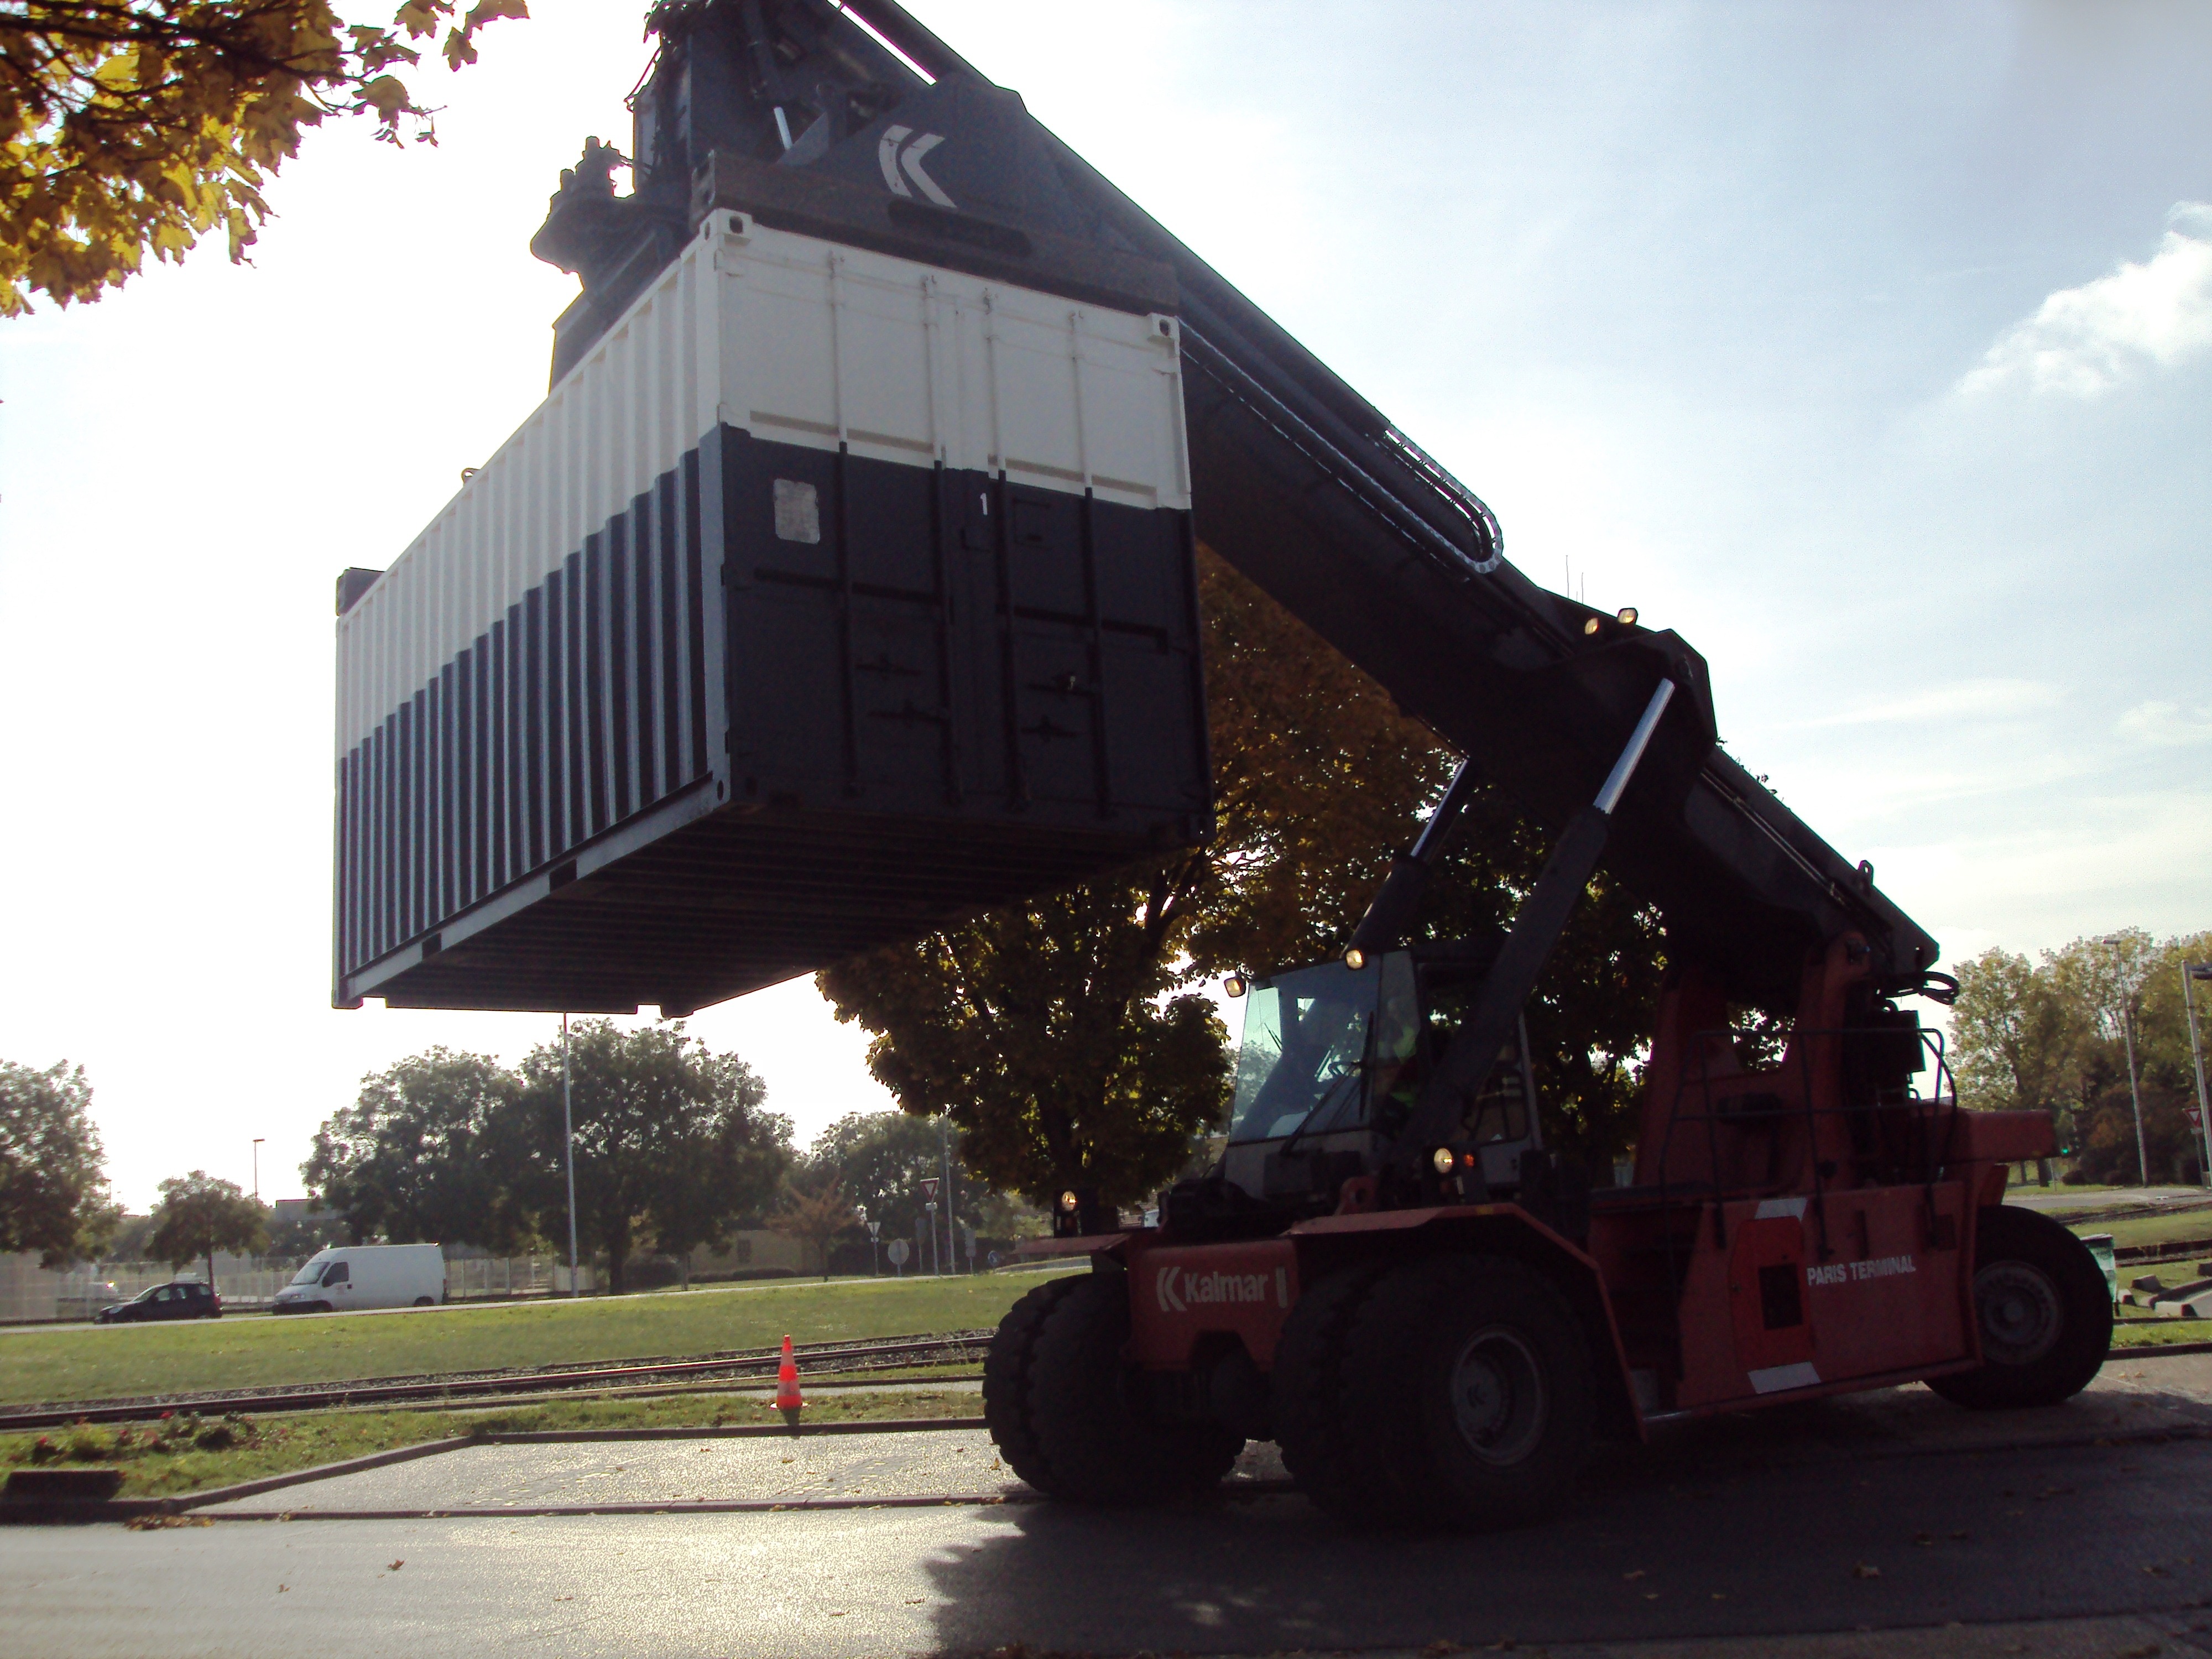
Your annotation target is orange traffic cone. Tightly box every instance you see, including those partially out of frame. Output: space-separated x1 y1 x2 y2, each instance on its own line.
775 1334 804 1428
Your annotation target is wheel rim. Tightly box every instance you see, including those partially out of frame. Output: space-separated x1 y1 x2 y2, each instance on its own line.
1447 1325 1548 1466
1974 1260 2062 1366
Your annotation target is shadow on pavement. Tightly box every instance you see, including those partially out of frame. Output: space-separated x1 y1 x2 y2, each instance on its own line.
922 1406 2212 1657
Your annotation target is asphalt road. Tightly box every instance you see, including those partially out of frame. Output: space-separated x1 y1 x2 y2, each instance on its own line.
12 1398 2212 1658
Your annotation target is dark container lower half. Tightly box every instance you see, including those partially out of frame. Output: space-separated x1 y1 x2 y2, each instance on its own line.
336 425 1211 1015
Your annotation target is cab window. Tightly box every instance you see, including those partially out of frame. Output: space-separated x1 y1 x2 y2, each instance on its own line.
322 1261 351 1286
1228 959 1379 1143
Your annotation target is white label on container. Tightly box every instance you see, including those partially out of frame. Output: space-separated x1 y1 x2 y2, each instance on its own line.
773 479 821 544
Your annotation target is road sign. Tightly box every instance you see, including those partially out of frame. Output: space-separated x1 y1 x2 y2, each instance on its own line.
865 1220 880 1239
886 1237 910 1267
920 1177 940 1201
2189 1108 2203 1129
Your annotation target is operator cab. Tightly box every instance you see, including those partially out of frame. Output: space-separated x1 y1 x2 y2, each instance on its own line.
1209 941 1542 1215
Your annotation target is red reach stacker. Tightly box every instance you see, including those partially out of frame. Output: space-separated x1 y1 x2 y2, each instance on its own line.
992 879 2107 1528
345 0 2114 1530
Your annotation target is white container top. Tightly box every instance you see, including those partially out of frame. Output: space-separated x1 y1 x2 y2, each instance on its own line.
336 211 1191 755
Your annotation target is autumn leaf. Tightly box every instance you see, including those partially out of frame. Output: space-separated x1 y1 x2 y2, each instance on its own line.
0 1 527 314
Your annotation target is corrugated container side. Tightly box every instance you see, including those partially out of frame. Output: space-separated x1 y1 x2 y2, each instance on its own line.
336 212 1204 1015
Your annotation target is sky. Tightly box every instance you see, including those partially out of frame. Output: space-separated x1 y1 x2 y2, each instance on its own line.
2 1 2206 1211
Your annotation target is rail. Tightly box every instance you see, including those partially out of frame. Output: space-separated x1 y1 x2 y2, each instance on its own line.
0 1330 994 1432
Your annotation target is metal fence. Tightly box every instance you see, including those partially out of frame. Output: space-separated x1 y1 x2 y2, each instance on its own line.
0 1239 844 1322
0 1251 606 1323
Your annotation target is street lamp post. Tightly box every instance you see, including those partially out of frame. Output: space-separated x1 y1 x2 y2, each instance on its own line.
562 1013 581 1297
251 1138 264 1202
2184 964 2212 1188
2101 936 2152 1187
939 1117 956 1276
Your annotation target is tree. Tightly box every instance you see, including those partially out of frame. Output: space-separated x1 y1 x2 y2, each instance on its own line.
148 1170 267 1290
821 549 1670 1206
804 1110 959 1249
2040 930 2212 1186
769 1178 857 1281
0 1059 117 1266
823 882 1233 1215
510 1020 791 1293
2051 930 2159 1183
1184 553 1668 1171
1949 948 2082 1117
107 1210 158 1261
966 1186 1047 1243
305 1047 520 1249
1405 810 1665 1172
2 0 528 315
265 1206 349 1260
2140 932 2212 1097
1177 549 1458 975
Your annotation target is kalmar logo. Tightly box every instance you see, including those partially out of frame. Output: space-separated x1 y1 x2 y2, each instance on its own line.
877 127 956 209
1155 1264 1291 1314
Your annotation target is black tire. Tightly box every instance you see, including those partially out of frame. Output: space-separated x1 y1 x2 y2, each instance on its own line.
1274 1261 1390 1522
983 1272 1087 1493
1334 1254 1597 1531
1928 1207 2112 1410
412 1297 435 1307
1022 1267 1243 1504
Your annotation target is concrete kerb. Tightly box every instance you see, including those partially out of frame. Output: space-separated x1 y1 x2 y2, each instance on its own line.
0 1434 477 1526
196 1481 1313 1522
476 1415 987 1443
0 1415 992 1526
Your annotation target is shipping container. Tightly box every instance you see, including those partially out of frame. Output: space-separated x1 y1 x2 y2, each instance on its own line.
335 210 1209 1015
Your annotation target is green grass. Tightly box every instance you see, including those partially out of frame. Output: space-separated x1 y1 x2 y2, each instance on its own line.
0 1271 1073 1408
0 1386 981 1501
2065 1209 2212 1253
2112 1321 2212 1349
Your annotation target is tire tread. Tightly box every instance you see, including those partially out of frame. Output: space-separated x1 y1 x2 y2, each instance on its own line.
1929 1206 2112 1410
982 1272 1084 1493
1273 1262 1389 1522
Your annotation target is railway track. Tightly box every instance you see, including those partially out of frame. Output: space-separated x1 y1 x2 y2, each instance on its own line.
0 1330 994 1433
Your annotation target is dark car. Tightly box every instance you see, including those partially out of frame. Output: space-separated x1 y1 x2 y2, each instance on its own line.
95 1281 221 1324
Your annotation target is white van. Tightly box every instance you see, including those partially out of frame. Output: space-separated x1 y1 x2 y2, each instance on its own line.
273 1244 445 1314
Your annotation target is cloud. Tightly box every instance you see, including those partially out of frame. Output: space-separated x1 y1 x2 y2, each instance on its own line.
1804 677 2062 728
2117 700 2212 749
1959 203 2212 398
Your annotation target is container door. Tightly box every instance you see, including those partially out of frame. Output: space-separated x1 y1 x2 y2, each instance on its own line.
726 437 961 811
